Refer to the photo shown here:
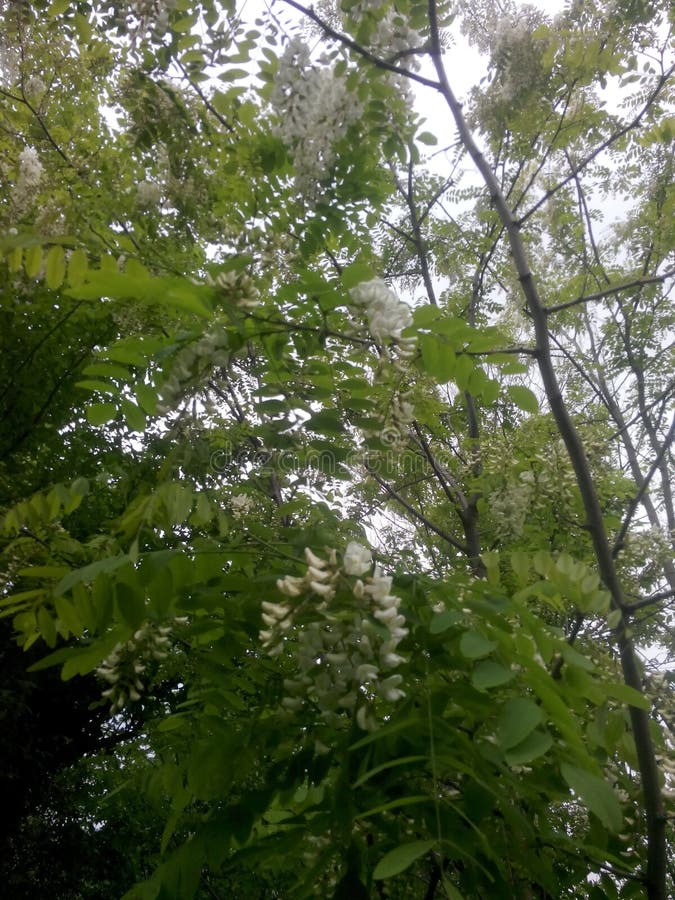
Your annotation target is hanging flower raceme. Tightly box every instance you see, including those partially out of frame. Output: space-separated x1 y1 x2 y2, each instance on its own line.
12 146 43 215
96 617 188 713
230 492 254 521
270 37 363 204
156 323 231 414
260 543 408 731
348 277 417 447
349 277 414 344
135 179 163 210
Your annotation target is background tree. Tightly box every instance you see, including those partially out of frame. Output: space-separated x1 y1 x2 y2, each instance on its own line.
1 0 674 898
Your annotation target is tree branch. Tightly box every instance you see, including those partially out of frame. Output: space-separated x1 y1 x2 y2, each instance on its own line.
281 0 441 90
626 588 675 614
365 463 468 555
613 416 675 558
545 269 675 315
517 64 675 226
426 3 666 894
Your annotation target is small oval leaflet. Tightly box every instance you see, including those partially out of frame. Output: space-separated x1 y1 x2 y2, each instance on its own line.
373 840 436 880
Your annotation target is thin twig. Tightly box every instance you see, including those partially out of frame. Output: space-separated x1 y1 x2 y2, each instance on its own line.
365 463 468 554
545 269 675 315
518 64 675 225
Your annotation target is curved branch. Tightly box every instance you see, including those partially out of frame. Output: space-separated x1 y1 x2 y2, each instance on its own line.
281 0 441 90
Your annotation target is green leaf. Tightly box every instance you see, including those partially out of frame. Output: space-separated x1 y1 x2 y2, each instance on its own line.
67 248 88 286
507 385 539 414
18 565 69 580
459 630 497 659
211 90 232 116
165 483 194 524
352 755 427 788
116 582 145 630
472 660 515 690
560 644 595 672
308 409 344 434
441 879 465 900
67 270 213 318
55 555 128 596
188 740 236 801
454 353 474 390
560 763 623 832
45 245 66 289
121 398 147 432
496 697 544 750
173 14 196 31
373 840 436 879
27 646 73 672
48 0 70 15
413 304 441 327
342 261 374 290
37 606 57 647
136 383 158 414
420 335 455 383
181 50 205 65
86 402 117 426
82 362 130 380
429 609 461 634
416 131 438 145
356 795 428 819
505 729 553 765
100 254 118 272
76 380 120 396
601 682 651 711
510 551 530 584
54 596 84 637
221 68 250 81
24 244 42 278
607 608 622 630
60 634 125 680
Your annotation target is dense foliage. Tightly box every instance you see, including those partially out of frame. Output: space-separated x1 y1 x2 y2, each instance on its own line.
1 0 674 897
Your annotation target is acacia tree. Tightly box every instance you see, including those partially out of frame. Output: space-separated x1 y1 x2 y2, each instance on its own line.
1 0 674 898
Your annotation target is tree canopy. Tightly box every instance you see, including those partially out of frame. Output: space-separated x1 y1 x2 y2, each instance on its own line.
0 0 674 897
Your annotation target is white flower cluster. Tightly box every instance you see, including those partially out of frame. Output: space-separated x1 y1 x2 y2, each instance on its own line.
0 33 19 86
617 526 673 589
212 269 261 310
270 38 362 204
24 76 46 101
379 390 415 448
12 147 43 216
345 0 422 70
488 470 535 540
136 179 163 210
371 13 421 71
96 618 187 712
125 0 176 40
260 543 408 731
157 326 230 414
491 9 546 104
349 278 415 347
349 278 417 446
231 493 253 521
